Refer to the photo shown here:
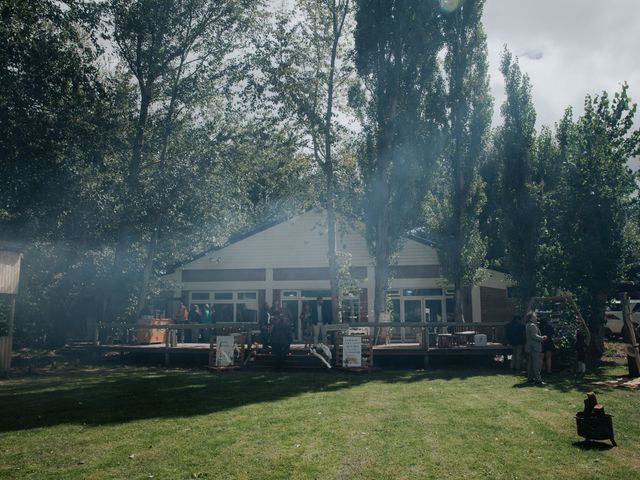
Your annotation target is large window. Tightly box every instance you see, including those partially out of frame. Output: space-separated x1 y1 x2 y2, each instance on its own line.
189 291 258 323
385 288 447 323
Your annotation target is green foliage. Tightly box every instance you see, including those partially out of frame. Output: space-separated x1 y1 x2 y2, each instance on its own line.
424 0 492 317
552 85 640 334
0 0 108 239
354 1 445 316
496 48 540 307
0 0 308 345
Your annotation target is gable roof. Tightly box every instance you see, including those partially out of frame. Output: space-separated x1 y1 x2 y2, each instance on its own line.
165 208 440 273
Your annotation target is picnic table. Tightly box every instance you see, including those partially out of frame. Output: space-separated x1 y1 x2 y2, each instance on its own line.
454 330 477 346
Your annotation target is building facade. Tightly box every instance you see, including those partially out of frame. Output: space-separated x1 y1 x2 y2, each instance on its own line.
162 209 514 342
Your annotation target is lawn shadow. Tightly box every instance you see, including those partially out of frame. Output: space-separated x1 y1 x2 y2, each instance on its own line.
0 365 488 433
572 440 615 451
512 380 534 388
0 354 625 434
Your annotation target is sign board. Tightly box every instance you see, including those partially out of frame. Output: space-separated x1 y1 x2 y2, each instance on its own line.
342 335 362 368
216 336 235 367
0 250 21 295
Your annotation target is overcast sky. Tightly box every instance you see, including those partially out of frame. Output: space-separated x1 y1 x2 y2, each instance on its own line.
483 0 640 129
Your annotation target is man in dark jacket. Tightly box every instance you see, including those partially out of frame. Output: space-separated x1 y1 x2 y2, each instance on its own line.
270 316 292 367
506 315 526 370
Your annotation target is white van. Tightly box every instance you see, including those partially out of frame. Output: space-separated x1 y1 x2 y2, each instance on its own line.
604 300 640 338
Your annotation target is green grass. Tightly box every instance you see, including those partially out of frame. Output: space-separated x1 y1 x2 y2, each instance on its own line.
1 362 639 479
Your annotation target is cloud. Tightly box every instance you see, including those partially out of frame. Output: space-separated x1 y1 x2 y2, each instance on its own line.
483 0 640 128
521 48 544 61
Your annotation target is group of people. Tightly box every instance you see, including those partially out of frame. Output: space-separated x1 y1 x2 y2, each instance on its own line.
259 297 333 354
174 302 214 343
259 301 293 359
507 311 588 384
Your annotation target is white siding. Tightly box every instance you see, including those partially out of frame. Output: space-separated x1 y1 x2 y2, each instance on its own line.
0 250 21 295
396 238 440 265
187 210 335 269
182 209 440 271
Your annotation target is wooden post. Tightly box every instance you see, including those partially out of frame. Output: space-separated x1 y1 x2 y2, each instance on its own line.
622 294 640 377
7 296 15 371
164 329 171 367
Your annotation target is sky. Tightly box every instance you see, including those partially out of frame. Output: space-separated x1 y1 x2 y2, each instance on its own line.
482 0 640 129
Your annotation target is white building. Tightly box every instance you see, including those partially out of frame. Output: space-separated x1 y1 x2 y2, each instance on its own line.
162 209 514 342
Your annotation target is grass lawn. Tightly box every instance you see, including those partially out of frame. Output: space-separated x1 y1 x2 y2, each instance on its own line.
1 359 639 479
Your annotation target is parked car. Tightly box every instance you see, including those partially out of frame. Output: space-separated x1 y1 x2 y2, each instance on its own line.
604 300 640 339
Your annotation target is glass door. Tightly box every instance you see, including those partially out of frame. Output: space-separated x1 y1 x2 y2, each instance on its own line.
402 299 422 343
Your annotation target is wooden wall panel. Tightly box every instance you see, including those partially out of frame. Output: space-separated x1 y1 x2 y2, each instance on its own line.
390 265 441 278
182 269 266 282
480 286 515 323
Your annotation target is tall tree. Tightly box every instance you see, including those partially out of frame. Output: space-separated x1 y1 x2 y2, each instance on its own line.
354 0 445 322
106 0 256 320
496 48 539 308
554 86 640 358
0 0 129 344
254 0 354 323
424 0 492 322
0 0 106 240
532 125 563 294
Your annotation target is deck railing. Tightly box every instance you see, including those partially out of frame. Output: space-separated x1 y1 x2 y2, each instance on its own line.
93 320 508 350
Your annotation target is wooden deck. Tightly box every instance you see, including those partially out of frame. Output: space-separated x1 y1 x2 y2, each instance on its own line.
373 342 512 357
76 320 513 368
64 341 512 367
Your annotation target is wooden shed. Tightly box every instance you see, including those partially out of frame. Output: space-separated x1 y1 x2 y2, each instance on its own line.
0 241 23 373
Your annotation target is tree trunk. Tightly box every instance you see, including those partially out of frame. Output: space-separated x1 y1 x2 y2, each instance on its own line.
322 4 348 325
135 215 160 319
587 291 607 362
373 202 390 322
326 201 342 324
454 280 464 323
133 52 185 320
107 86 152 322
374 257 389 323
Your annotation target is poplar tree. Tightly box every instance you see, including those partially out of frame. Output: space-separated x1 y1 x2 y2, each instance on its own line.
253 0 354 323
496 48 539 308
424 0 492 322
354 0 444 322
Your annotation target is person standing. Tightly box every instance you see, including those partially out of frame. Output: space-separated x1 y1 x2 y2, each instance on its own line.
186 304 201 343
201 304 212 343
506 315 526 370
539 317 556 374
300 303 312 348
174 301 189 344
525 311 547 384
575 327 588 374
270 316 292 367
312 296 331 345
259 302 271 350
